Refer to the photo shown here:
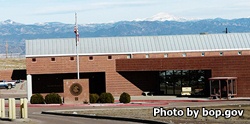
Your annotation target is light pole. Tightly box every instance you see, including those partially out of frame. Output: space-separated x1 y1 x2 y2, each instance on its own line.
74 13 80 79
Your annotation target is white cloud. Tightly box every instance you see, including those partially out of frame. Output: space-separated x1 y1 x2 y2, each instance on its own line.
1 0 250 24
91 1 156 8
33 0 157 15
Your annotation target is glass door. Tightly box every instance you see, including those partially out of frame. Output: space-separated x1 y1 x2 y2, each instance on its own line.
173 70 182 95
159 70 211 96
159 71 167 95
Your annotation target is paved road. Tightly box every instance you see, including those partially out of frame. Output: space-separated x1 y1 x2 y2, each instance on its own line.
25 114 140 124
1 115 140 124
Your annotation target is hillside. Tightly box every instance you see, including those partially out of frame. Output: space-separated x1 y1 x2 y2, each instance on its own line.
1 18 250 54
0 58 26 70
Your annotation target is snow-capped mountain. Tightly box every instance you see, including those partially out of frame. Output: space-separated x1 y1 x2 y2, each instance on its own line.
0 19 22 25
1 17 250 54
144 12 187 22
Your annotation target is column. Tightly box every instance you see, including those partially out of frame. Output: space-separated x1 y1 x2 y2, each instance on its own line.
8 98 12 119
0 99 4 118
27 75 32 102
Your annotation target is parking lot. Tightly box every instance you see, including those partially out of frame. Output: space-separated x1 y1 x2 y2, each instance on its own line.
0 80 27 98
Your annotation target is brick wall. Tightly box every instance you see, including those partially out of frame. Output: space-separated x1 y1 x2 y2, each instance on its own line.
116 55 250 97
0 69 13 80
26 50 250 96
0 69 26 81
26 55 145 96
63 79 89 104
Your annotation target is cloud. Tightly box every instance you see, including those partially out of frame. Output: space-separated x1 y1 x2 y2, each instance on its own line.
91 1 156 8
32 0 157 15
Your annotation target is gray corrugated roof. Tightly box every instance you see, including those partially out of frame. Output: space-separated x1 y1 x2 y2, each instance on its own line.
26 33 250 57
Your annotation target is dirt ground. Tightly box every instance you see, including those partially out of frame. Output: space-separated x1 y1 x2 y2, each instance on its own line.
62 104 250 124
0 58 25 69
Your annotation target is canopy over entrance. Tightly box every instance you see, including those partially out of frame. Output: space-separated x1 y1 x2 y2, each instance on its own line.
209 77 237 99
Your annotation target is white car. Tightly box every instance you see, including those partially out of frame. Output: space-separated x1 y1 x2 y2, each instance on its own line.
0 80 16 89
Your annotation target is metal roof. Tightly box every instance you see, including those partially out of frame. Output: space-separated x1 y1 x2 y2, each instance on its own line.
26 33 250 57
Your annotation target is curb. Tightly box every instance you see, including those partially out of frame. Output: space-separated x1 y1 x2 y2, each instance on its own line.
41 111 167 124
2 98 249 108
0 118 12 122
27 102 169 107
26 98 250 107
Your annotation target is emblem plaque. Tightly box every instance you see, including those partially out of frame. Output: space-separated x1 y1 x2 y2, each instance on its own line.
70 83 82 96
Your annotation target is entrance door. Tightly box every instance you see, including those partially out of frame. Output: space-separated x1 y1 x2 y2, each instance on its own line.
159 70 177 95
159 70 211 96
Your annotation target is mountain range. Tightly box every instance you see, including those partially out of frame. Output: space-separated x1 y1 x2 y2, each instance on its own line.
1 13 250 55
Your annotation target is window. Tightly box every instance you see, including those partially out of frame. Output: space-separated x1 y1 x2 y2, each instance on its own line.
89 56 93 60
201 52 205 56
164 54 168 58
108 55 112 60
70 57 74 60
145 54 149 58
159 70 211 95
238 51 242 55
32 58 36 62
51 57 55 61
219 52 223 56
127 54 132 59
182 53 186 57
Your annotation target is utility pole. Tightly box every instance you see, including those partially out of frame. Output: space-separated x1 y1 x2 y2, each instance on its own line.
74 13 80 79
5 41 8 58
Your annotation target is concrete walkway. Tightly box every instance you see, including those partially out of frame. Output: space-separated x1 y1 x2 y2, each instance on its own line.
115 96 250 102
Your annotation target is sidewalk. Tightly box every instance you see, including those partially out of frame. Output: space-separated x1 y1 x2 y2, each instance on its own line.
25 95 250 108
115 96 250 102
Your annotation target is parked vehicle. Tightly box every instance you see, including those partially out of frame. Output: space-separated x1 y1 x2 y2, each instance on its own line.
15 79 23 83
0 80 16 89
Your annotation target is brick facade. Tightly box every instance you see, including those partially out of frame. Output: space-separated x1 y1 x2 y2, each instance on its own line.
0 69 13 80
0 69 26 81
26 55 142 96
116 55 250 97
26 50 250 97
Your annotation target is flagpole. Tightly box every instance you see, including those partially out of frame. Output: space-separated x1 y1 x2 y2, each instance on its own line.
74 13 80 79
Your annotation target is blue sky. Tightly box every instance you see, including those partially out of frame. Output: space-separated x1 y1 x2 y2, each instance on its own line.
1 0 250 24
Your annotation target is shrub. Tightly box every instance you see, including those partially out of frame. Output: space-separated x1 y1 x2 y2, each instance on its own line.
30 94 45 104
119 92 131 103
45 93 62 104
99 92 114 103
89 93 99 103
